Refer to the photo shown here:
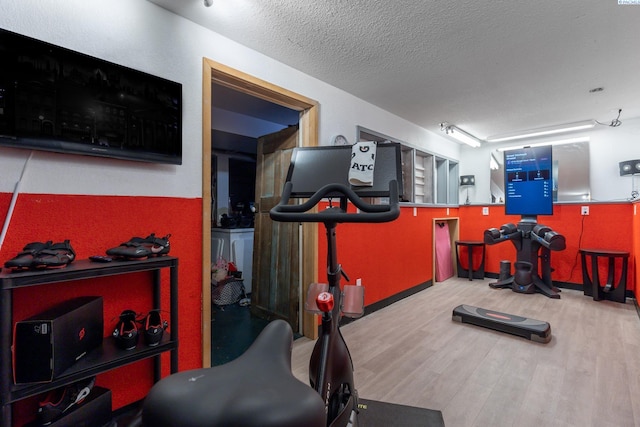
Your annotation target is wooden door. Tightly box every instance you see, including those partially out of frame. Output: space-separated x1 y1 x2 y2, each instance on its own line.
252 125 300 330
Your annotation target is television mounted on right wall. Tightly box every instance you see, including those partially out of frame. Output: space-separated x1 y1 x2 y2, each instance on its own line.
503 145 553 217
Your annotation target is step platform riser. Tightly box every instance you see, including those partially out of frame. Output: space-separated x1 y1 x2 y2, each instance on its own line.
452 304 551 343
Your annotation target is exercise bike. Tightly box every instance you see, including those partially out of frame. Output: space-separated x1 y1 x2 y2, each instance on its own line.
142 144 402 427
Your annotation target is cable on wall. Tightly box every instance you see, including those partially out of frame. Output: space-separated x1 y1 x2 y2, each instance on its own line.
0 151 34 252
566 214 586 283
596 109 623 127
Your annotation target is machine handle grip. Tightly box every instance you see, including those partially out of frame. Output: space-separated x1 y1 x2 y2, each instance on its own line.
270 180 400 223
484 224 522 245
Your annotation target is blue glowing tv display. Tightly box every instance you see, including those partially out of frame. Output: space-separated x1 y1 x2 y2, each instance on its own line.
504 145 553 216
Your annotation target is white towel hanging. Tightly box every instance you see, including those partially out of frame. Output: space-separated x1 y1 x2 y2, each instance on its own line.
349 141 377 186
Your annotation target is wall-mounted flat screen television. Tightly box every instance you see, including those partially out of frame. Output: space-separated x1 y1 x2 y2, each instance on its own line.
0 28 182 165
504 145 553 217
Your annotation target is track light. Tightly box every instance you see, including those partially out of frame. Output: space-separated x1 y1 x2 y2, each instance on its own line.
440 123 481 148
459 175 475 205
460 175 475 186
486 120 596 143
619 160 640 176
204 0 213 7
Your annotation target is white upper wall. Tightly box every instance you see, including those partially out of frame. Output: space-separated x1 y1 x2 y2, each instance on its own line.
458 116 640 204
0 0 458 198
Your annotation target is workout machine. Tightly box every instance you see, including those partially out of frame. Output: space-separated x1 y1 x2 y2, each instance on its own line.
142 144 444 426
484 218 566 298
452 218 557 342
452 145 557 340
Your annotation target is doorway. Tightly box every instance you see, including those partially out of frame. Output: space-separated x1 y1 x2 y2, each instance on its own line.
210 82 297 297
202 58 319 367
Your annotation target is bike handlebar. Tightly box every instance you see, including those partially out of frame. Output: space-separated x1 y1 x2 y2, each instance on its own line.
270 180 400 223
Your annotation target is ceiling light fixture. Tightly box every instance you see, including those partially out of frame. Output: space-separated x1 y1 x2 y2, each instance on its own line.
496 136 590 152
440 123 481 148
486 120 596 143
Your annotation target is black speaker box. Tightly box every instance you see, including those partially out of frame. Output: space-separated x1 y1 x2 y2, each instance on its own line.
13 296 103 384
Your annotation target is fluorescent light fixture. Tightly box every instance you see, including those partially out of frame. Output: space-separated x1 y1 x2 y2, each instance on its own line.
496 136 590 152
486 120 596 143
440 123 481 148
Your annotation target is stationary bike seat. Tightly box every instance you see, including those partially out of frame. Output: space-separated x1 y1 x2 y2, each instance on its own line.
142 319 325 427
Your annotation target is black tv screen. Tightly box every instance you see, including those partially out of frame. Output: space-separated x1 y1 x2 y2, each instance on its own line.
0 28 182 165
504 145 553 216
286 143 403 198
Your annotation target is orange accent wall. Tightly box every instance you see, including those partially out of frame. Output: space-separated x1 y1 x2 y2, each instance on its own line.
317 204 458 306
320 202 636 310
3 193 639 425
458 203 635 290
0 193 202 425
633 201 640 302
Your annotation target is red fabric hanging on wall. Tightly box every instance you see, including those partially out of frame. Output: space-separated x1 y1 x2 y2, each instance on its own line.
435 222 454 281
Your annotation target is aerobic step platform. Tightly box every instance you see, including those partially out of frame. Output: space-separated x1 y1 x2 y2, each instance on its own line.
452 304 551 343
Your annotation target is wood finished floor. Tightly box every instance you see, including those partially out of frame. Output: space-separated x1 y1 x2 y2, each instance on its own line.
291 277 640 427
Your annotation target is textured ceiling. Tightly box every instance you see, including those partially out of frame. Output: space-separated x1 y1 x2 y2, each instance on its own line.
148 0 640 141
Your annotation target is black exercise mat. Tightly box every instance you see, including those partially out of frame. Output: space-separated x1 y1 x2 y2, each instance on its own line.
358 399 445 426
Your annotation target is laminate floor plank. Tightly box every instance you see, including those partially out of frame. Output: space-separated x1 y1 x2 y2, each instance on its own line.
291 277 640 426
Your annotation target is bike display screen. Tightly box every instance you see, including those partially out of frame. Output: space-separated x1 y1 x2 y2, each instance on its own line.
286 143 403 199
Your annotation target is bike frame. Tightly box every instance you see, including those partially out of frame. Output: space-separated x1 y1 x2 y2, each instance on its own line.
309 200 358 426
269 148 402 426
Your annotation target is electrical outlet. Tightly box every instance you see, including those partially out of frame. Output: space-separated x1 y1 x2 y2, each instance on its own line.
482 207 489 216
581 206 589 215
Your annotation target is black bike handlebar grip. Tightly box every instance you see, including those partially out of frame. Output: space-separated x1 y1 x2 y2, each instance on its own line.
270 181 400 223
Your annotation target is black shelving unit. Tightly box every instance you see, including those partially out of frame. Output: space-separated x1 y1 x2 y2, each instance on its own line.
0 256 179 426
